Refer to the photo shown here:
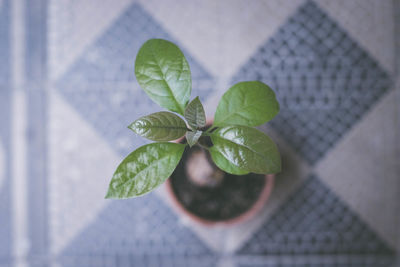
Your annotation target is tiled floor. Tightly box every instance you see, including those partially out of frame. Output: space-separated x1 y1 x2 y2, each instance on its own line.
1 0 399 266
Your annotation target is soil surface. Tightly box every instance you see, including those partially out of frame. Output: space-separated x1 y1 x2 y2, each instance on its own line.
169 146 266 222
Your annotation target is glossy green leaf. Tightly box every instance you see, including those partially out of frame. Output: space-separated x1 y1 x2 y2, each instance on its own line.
186 130 202 147
209 147 249 175
135 39 191 115
105 142 185 199
211 126 281 174
214 81 279 127
184 97 206 129
128 111 187 141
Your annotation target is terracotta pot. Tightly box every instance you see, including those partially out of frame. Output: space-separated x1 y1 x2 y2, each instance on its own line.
165 120 275 227
166 174 274 227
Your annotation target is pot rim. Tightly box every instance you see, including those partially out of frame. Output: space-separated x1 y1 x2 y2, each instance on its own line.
165 174 274 227
165 119 275 227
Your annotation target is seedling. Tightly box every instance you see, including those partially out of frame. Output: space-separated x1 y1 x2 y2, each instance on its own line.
105 39 281 199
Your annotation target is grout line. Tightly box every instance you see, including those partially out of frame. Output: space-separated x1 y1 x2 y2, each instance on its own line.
11 0 29 266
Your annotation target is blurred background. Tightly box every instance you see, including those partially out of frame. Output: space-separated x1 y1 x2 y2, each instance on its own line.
1 0 400 266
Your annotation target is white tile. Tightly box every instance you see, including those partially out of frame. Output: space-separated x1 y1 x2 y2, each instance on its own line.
316 89 400 249
137 0 219 76
48 90 121 254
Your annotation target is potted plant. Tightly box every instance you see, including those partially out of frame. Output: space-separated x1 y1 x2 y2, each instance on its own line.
105 39 281 226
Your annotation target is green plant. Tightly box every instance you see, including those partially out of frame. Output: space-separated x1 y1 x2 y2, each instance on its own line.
105 39 281 199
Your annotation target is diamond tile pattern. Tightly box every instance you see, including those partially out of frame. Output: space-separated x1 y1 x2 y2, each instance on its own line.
56 3 213 86
58 194 217 267
1 0 398 266
56 3 215 155
51 3 218 264
237 175 395 264
232 1 392 164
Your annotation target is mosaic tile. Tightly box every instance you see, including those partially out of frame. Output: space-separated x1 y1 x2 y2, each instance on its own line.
237 257 395 267
237 176 395 263
58 194 217 267
316 0 396 73
315 90 400 248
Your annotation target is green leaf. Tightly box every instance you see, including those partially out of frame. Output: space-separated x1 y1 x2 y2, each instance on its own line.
209 147 249 175
214 81 279 127
211 126 281 174
105 142 185 199
135 39 191 115
184 97 206 129
186 130 202 147
128 111 187 141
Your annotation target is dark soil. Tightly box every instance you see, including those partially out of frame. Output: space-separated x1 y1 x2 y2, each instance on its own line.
169 145 266 222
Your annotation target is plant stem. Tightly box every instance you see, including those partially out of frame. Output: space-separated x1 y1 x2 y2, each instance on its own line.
205 126 217 133
196 143 210 151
